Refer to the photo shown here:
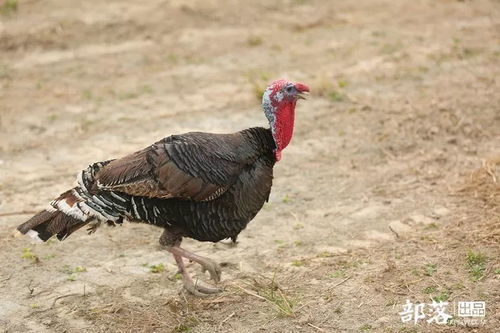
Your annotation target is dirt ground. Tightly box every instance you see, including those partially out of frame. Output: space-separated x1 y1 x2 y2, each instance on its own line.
0 0 499 332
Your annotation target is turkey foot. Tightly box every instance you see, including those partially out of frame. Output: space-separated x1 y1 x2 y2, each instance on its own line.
169 246 222 282
169 246 222 296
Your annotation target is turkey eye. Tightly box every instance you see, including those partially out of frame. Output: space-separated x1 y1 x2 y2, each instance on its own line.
285 86 293 93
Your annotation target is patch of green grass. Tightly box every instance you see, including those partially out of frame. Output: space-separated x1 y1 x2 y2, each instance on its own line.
494 268 500 275
294 240 303 246
425 222 439 230
317 251 334 258
466 251 487 281
385 299 397 307
1 0 18 16
293 223 304 230
43 254 56 260
337 79 348 88
247 36 263 47
337 259 363 270
47 114 58 121
149 263 165 273
82 89 92 100
0 64 11 79
328 270 346 278
461 48 481 59
451 282 465 290
423 263 437 276
67 273 77 281
166 53 178 64
282 194 292 203
291 259 304 267
360 324 372 331
119 91 139 100
328 90 345 102
62 265 86 274
141 85 153 94
21 248 39 262
432 291 449 302
173 316 199 332
423 286 437 294
398 328 418 333
380 42 402 55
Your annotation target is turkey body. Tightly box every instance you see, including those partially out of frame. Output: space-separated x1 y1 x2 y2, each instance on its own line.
18 127 276 244
129 127 276 242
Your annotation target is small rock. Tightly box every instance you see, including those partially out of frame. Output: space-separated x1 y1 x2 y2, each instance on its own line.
389 220 412 238
432 206 451 218
408 214 435 226
429 126 439 135
376 316 390 324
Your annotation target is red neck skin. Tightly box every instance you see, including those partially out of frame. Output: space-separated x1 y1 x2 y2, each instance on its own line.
272 100 296 162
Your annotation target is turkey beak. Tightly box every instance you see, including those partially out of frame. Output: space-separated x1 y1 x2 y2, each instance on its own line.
295 83 310 100
297 92 309 100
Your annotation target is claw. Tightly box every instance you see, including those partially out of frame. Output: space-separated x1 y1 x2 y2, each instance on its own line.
182 276 222 296
168 246 222 296
198 258 222 282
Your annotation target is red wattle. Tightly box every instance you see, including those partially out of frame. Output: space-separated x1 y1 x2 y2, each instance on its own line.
272 101 296 161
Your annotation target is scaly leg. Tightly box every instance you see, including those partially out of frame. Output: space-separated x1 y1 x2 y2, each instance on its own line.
169 246 222 282
170 250 221 296
160 229 222 296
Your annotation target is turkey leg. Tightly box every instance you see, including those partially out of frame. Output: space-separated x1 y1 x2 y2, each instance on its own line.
160 229 222 296
169 246 222 282
170 249 221 296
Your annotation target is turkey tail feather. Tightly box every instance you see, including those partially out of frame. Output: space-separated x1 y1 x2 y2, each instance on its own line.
17 209 87 241
16 160 130 242
17 190 91 241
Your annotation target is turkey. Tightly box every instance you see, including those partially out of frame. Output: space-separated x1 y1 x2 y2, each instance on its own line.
16 79 309 295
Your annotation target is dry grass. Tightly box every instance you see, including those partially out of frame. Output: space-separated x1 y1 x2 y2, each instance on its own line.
455 156 500 246
459 156 500 214
231 274 297 318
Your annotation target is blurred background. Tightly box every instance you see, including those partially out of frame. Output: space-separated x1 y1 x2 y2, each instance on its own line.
0 0 499 332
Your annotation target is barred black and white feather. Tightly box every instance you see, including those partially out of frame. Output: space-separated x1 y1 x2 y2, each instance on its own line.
17 161 129 241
